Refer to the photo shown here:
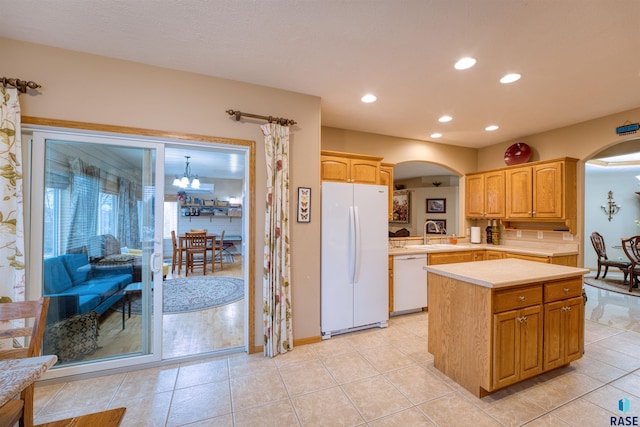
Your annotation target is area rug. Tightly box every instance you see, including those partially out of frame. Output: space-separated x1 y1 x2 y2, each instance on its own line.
583 274 639 296
124 276 244 314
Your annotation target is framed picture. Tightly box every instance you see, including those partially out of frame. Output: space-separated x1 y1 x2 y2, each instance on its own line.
391 190 410 224
425 219 446 234
297 187 311 223
426 198 446 213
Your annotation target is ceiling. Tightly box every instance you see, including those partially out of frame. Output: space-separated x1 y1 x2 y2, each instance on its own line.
2 1 639 151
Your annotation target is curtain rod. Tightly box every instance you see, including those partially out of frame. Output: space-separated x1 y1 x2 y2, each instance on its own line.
1 77 41 93
226 109 296 126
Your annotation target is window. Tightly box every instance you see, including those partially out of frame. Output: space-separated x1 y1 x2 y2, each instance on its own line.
163 201 178 239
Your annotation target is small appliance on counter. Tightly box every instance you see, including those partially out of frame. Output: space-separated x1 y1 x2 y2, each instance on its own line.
470 226 481 244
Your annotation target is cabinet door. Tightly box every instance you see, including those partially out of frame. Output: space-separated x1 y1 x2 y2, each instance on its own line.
543 296 583 370
519 305 543 380
485 250 504 260
532 161 563 218
321 156 350 182
380 165 394 220
485 170 505 217
465 174 485 217
350 159 380 184
493 309 519 389
506 167 533 218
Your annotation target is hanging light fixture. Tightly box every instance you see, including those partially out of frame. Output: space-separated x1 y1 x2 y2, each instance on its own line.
172 156 200 189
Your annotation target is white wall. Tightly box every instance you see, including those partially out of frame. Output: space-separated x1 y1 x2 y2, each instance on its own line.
584 164 640 270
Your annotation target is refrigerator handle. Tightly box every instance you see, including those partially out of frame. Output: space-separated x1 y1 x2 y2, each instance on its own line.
348 206 356 283
353 206 361 283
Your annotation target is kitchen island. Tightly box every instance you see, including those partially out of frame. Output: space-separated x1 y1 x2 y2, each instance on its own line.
425 258 588 397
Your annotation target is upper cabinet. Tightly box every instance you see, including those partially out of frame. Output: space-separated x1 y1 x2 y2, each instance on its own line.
466 158 578 233
320 150 382 184
379 163 394 221
465 170 505 218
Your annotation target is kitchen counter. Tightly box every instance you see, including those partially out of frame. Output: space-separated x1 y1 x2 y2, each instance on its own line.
424 258 588 289
389 242 578 257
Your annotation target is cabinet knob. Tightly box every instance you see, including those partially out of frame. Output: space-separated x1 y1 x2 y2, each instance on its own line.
562 306 572 312
563 288 569 293
518 296 526 301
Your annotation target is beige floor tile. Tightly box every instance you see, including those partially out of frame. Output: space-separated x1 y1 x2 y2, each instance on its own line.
582 384 640 414
550 397 619 427
344 328 392 350
109 391 172 427
583 319 624 344
583 341 640 371
518 375 589 411
360 344 415 372
233 399 300 426
481 394 547 427
175 357 228 389
34 403 117 425
273 344 318 368
375 323 420 343
291 386 364 427
397 319 429 338
341 375 412 421
230 370 288 411
322 352 379 384
228 352 277 378
310 336 357 359
569 354 628 383
37 373 127 415
393 337 432 364
368 407 435 426
384 364 454 405
116 365 179 399
609 372 640 398
33 383 64 416
279 359 337 397
166 380 231 426
417 393 503 427
522 414 571 426
178 414 234 426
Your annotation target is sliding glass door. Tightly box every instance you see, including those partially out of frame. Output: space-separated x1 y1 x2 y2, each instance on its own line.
30 131 164 373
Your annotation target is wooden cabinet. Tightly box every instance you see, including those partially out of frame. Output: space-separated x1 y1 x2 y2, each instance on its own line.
505 159 577 222
380 163 394 221
320 150 382 184
388 256 394 314
493 303 543 389
485 250 504 260
504 252 577 267
504 252 550 263
465 171 505 218
543 278 584 371
428 251 474 265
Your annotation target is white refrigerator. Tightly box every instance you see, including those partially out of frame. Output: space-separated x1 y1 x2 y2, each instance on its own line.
321 182 389 338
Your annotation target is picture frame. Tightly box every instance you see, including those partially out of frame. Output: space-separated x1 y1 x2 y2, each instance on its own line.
391 190 410 224
425 219 446 234
426 198 446 213
297 187 311 223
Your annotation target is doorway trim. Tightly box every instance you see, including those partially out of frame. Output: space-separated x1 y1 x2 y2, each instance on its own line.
23 116 257 355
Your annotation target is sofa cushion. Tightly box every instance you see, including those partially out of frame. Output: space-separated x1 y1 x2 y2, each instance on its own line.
78 294 102 314
43 257 73 295
61 253 92 285
70 279 121 298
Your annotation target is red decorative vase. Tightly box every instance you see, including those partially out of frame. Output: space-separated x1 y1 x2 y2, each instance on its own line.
504 142 532 166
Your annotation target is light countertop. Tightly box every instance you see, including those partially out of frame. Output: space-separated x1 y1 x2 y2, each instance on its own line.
424 258 589 289
389 242 578 257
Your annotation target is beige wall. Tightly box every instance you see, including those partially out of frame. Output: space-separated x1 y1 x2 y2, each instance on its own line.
1 37 321 346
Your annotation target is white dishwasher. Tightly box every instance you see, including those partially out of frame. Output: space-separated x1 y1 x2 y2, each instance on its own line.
393 254 428 313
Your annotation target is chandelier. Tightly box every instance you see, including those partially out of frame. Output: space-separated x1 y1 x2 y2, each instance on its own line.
172 156 200 189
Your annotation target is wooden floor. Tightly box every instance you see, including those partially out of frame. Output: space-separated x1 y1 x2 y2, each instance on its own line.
85 255 244 362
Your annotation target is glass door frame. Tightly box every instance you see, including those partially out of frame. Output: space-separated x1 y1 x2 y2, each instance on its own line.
28 128 165 378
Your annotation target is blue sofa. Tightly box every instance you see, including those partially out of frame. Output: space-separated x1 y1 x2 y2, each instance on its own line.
43 253 133 321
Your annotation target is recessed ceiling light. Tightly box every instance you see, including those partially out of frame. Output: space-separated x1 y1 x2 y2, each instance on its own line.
430 133 443 138
500 73 521 84
485 125 499 131
361 94 377 103
454 57 476 70
438 115 453 123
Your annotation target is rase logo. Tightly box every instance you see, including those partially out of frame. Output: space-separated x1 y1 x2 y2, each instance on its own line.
611 398 638 426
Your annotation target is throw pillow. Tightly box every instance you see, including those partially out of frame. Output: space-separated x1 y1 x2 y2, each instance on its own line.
45 311 100 363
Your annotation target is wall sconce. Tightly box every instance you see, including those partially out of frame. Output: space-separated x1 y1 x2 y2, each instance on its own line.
601 190 621 221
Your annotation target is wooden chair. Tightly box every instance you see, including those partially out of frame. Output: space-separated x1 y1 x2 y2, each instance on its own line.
0 297 49 427
622 235 640 292
590 232 630 282
185 231 208 276
171 230 186 274
213 230 226 272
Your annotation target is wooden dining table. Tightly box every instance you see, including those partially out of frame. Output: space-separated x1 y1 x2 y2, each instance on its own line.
177 234 217 273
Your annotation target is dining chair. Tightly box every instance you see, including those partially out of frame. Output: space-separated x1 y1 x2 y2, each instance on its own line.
590 232 630 282
213 230 226 272
0 297 50 427
170 230 186 274
185 231 208 276
621 235 640 292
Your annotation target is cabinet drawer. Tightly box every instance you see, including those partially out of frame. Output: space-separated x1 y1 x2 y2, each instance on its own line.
544 278 582 302
428 251 474 265
494 285 542 313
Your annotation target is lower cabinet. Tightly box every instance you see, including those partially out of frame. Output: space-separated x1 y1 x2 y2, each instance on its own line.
543 295 584 370
493 304 543 389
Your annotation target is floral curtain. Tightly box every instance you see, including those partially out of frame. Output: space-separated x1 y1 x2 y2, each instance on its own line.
261 123 293 357
0 88 25 302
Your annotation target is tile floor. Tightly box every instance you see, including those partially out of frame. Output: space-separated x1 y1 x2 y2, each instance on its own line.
33 273 640 426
